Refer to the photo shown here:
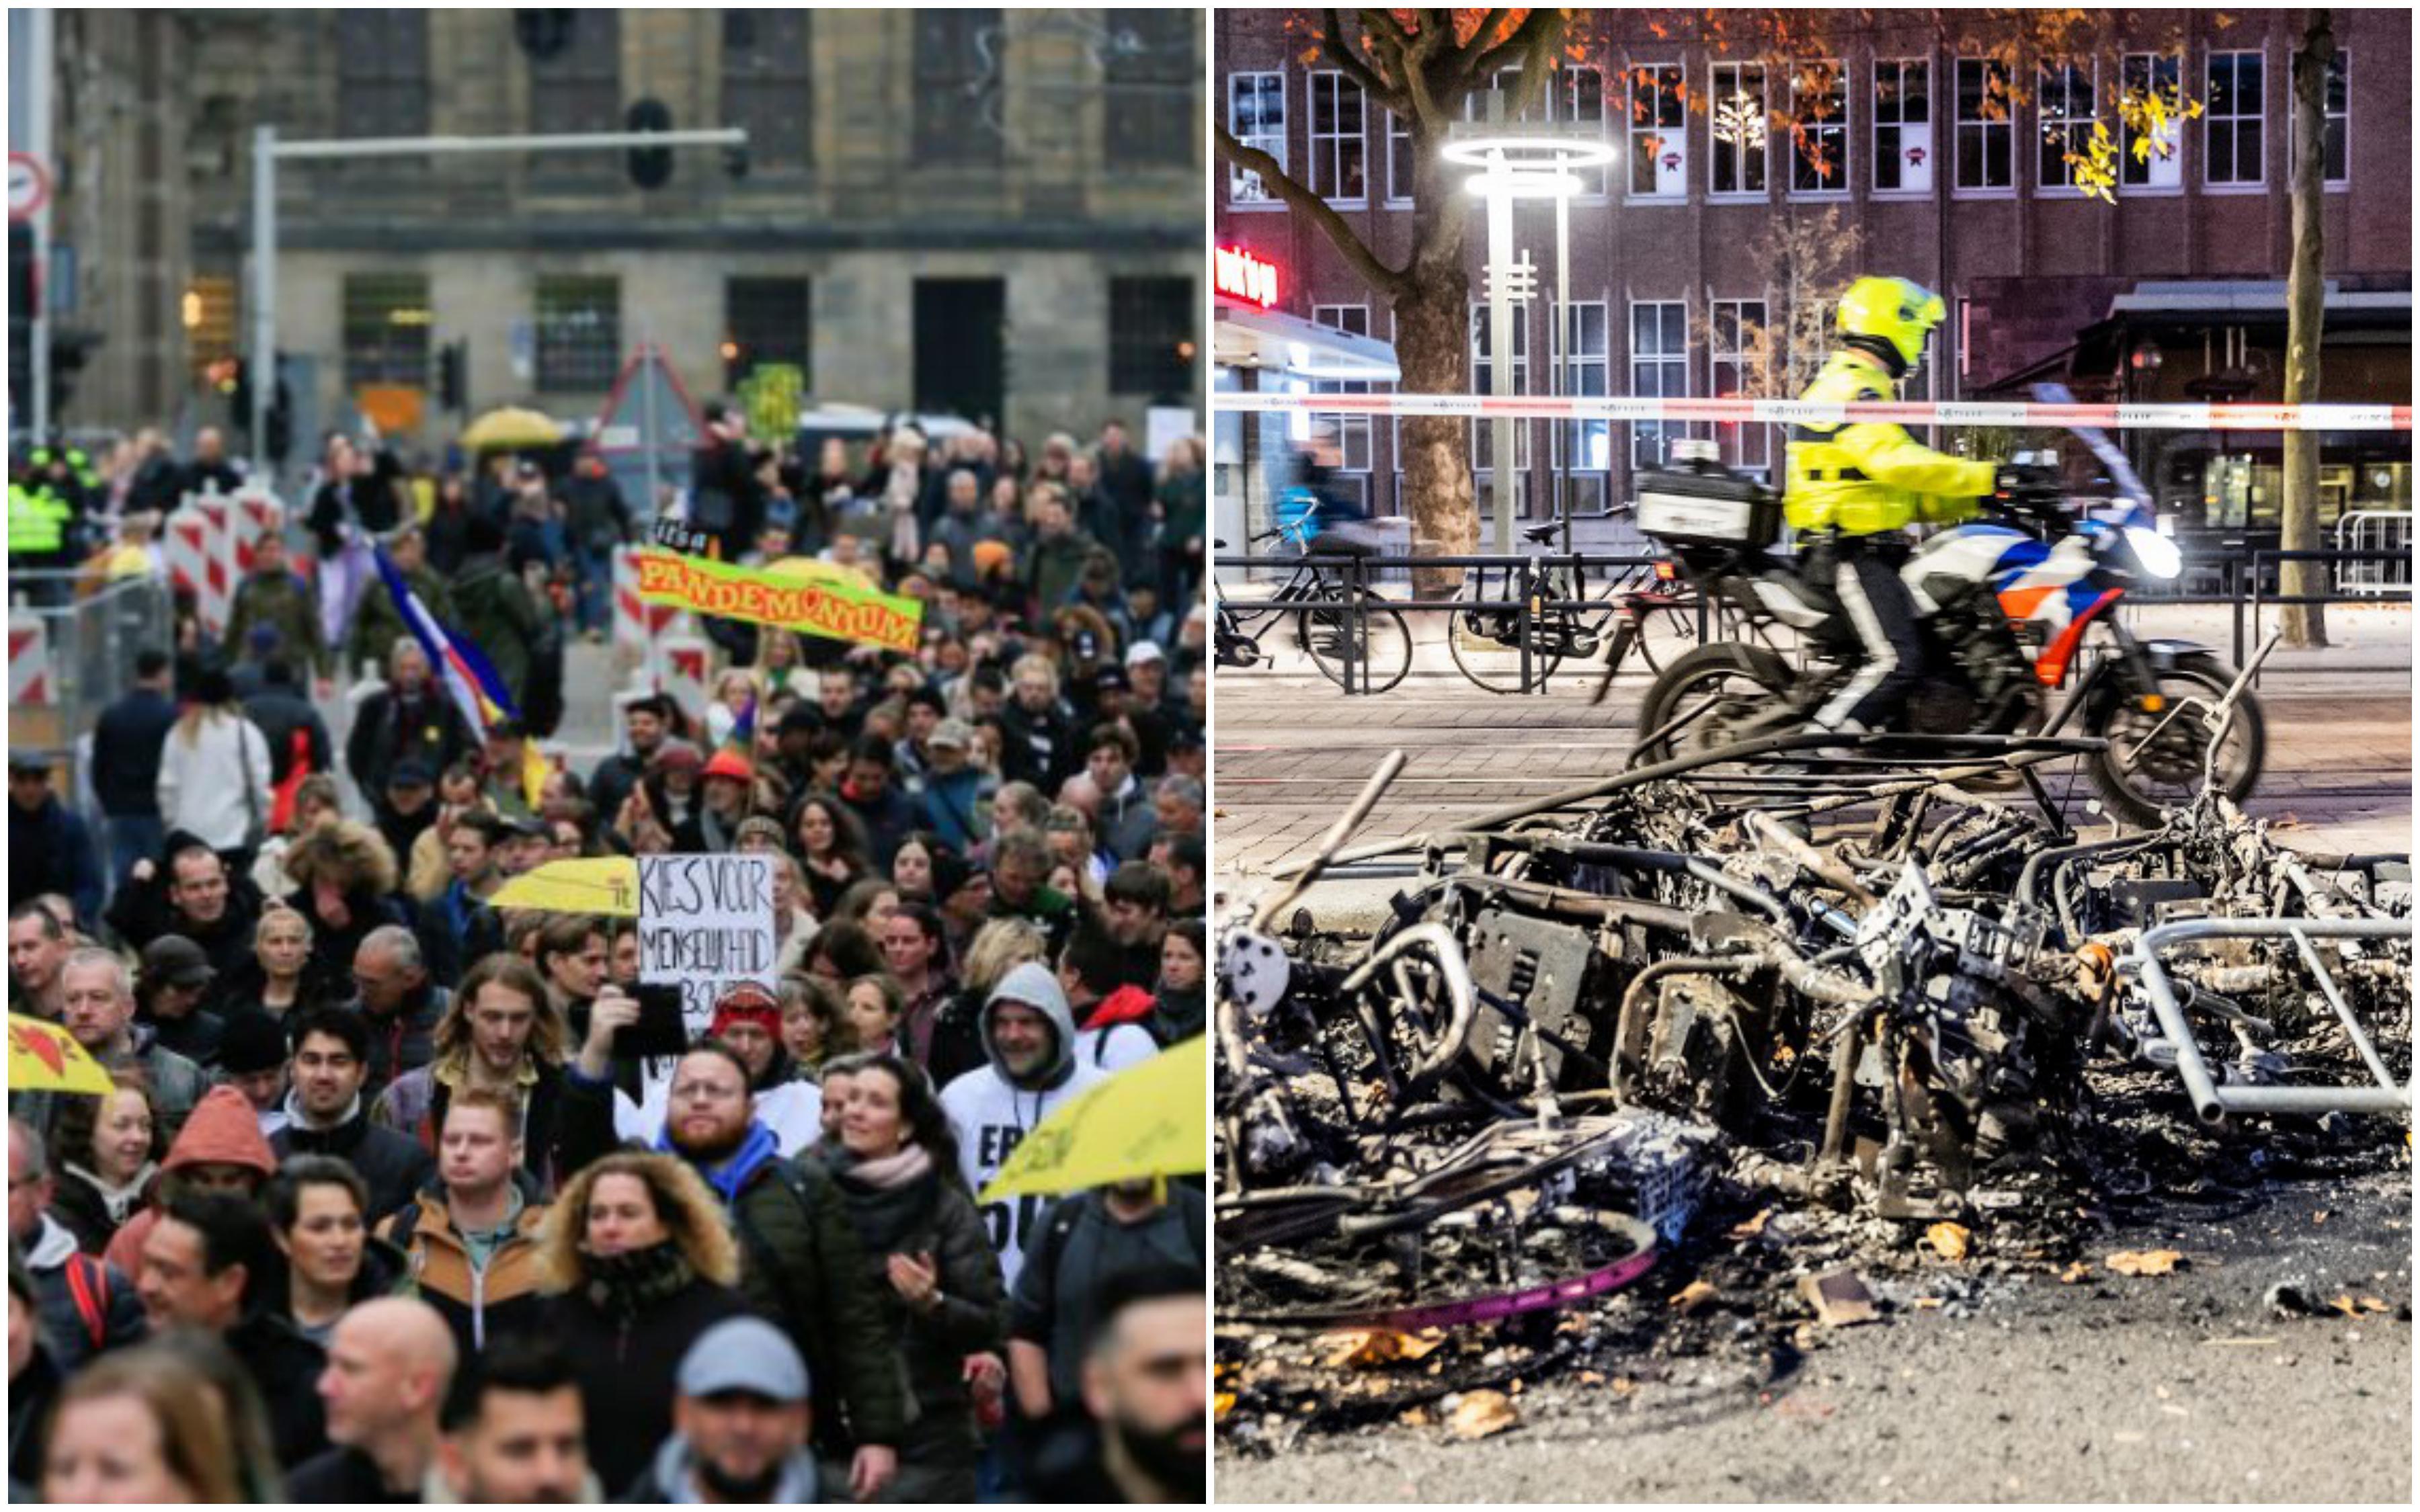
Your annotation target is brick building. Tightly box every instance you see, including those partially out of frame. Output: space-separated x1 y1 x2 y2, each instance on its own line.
30 9 1201 463
1212 9 2410 537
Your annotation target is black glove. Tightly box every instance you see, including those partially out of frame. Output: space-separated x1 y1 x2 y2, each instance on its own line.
1993 462 2062 499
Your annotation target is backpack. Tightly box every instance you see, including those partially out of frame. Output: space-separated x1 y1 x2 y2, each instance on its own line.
1028 1187 1206 1284
62 1253 115 1351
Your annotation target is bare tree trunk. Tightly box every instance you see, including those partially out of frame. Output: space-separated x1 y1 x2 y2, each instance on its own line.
1394 272 1478 597
2278 9 2333 648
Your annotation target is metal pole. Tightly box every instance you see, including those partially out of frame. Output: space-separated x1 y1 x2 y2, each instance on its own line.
639 338 664 694
250 124 277 480
1555 184 1572 560
1485 108 1515 558
26 7 54 440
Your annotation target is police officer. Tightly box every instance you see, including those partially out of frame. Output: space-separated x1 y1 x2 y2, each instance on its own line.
1783 277 2010 735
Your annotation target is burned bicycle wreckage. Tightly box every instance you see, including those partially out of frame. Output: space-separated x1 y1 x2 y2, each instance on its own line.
1216 749 2413 1367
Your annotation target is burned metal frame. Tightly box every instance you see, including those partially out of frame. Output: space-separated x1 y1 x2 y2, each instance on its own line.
2131 915 2414 1122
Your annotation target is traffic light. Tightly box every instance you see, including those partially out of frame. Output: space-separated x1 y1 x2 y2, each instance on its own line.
48 331 96 420
438 340 467 413
627 99 673 190
8 223 34 419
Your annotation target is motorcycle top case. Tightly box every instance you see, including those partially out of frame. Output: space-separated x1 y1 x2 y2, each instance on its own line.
1634 458 1783 550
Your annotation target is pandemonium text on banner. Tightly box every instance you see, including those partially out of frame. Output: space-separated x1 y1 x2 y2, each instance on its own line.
633 548 923 653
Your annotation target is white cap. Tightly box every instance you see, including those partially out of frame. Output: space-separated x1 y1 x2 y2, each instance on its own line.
1125 640 1167 668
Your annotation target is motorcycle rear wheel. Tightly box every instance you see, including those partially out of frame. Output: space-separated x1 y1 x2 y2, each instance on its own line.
1632 642 1796 765
2087 653 2265 826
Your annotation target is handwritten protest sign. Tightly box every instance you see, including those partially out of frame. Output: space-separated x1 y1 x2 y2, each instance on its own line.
637 853 776 1046
633 548 923 653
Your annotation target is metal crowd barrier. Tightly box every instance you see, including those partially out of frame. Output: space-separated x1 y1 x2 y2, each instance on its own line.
1213 540 2412 696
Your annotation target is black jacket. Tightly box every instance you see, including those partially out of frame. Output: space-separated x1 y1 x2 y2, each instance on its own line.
999 698 1081 792
229 1306 331 1468
274 1103 437 1224
286 1443 416 1503
823 1152 1007 1456
553 1072 912 1461
103 833 264 968
345 685 474 802
547 1272 752 1499
7 1342 61 1493
89 687 178 818
243 685 334 786
7 794 103 929
46 1163 143 1258
362 983 448 1098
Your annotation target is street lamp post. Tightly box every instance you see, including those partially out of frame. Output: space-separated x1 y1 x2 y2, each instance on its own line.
247 124 749 482
1443 117 1617 557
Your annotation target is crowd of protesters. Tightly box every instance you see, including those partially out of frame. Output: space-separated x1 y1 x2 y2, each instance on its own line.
7 408 1210 1503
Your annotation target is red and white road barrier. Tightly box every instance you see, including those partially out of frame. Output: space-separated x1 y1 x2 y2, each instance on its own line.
165 495 236 636
614 546 692 652
9 614 50 706
163 485 292 639
658 633 712 716
1218 391 2415 432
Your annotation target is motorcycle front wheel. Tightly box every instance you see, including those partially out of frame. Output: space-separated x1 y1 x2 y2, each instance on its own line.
1631 642 1796 765
2088 653 2265 826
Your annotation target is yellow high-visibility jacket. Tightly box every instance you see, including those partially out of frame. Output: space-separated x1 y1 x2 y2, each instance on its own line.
1783 350 1994 536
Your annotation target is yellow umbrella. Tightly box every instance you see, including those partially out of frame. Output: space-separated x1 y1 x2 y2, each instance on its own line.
490 857 640 917
980 1036 1207 1201
460 406 565 453
9 1014 115 1095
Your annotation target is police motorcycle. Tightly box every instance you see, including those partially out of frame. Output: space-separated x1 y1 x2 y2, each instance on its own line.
1623 439 2265 827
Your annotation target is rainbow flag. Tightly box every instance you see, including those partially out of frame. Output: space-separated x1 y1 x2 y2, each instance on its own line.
372 545 547 808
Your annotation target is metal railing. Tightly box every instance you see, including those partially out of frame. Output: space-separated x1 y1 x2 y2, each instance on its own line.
1215 547 1718 696
7 573 177 758
2333 511 2413 596
1213 540 2409 696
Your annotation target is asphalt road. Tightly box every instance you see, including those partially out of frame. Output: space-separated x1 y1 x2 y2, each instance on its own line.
1216 1173 2413 1504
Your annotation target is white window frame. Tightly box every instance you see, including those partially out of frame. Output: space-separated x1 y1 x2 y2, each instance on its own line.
2120 52 2185 194
1708 60 1769 199
1384 108 1414 205
2035 60 2097 193
1708 298 1771 476
1788 58 1851 198
2204 48 2265 191
1628 300 1687 471
2292 48 2351 191
1871 57 1933 198
1953 56 2015 196
1561 65 1610 200
1627 62 1688 201
1307 70 1368 207
1469 302 1533 484
1227 71 1286 209
1550 300 1612 494
1310 304 1375 486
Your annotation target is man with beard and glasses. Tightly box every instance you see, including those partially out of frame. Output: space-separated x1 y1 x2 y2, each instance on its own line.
1028 1265 1207 1503
557 993 907 1499
430 1335 602 1502
620 1316 820 1503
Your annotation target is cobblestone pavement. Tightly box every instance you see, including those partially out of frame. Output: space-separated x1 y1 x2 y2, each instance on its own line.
1212 666 2414 887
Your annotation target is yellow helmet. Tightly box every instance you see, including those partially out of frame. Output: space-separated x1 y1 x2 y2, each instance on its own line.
1837 276 1947 370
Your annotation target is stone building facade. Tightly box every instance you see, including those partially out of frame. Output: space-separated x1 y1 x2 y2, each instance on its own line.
1213 9 2411 534
44 9 1202 459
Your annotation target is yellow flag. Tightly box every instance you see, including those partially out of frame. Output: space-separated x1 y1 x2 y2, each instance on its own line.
8 1014 115 1095
489 857 642 917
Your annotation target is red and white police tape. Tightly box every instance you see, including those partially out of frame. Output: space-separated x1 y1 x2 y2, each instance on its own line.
1217 391 2415 432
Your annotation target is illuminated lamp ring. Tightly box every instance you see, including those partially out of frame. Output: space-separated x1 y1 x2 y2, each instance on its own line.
1439 135 1621 171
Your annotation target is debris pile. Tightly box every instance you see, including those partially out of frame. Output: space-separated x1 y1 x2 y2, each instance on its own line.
1216 757 2410 1448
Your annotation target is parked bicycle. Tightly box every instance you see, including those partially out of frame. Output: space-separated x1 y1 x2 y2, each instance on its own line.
1443 510 1705 694
1214 512 1413 694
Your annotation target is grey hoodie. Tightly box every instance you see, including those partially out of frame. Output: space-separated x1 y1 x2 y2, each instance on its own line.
629 1431 818 1505
934 959 1109 1291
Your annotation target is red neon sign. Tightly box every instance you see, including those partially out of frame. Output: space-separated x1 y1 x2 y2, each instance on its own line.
1214 244 1280 310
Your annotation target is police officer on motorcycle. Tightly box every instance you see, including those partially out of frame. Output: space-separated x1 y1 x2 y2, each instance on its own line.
1785 277 2019 735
